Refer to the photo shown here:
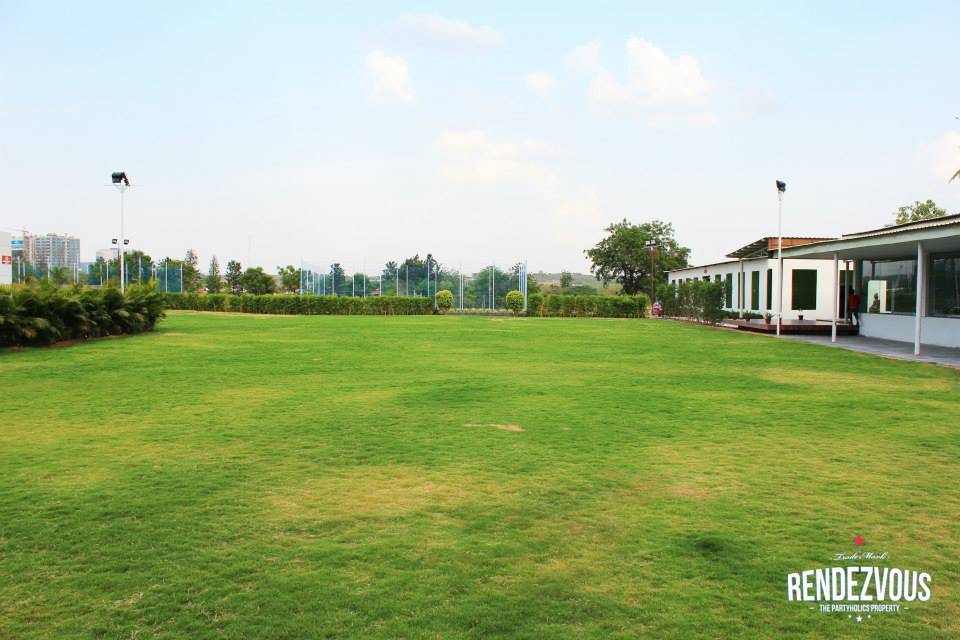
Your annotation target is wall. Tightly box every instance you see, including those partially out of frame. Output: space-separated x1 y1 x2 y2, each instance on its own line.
860 313 960 349
668 258 846 320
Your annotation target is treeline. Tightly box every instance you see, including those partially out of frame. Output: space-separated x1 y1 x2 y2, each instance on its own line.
525 293 649 318
1 283 165 348
163 292 434 315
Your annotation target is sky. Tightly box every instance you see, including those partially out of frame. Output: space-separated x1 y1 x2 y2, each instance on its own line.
2 1 959 274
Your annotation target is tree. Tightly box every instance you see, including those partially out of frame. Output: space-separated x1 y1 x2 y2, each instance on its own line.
183 249 202 292
560 271 573 290
241 267 276 295
585 219 690 298
329 263 347 295
435 289 453 313
225 260 244 294
894 199 947 225
277 265 300 294
205 256 222 293
505 290 524 315
382 261 399 295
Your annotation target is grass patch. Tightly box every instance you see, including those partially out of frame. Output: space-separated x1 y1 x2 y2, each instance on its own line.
0 312 958 638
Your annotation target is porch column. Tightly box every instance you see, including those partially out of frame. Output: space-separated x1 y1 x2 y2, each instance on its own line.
914 241 925 356
831 252 838 343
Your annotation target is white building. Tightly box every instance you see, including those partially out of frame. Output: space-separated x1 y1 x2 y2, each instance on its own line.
667 237 850 320
23 233 81 269
783 214 960 351
1 232 12 285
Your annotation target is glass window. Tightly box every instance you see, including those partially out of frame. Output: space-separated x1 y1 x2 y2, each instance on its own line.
791 269 817 311
931 254 960 317
714 274 721 283
766 268 773 310
725 273 733 307
750 271 760 310
861 259 916 314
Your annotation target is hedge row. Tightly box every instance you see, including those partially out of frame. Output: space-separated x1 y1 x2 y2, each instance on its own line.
526 293 649 318
657 280 725 324
163 292 435 315
1 283 165 347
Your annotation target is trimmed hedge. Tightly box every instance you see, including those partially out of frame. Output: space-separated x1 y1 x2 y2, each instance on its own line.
164 292 435 315
526 293 649 318
1 283 165 347
658 280 725 324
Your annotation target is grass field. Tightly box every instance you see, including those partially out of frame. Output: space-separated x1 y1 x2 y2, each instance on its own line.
2 312 959 639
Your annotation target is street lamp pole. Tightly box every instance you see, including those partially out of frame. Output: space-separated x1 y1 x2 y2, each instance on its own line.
775 180 787 337
111 172 131 293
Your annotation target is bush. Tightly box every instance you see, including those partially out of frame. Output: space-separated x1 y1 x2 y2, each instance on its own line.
163 293 434 316
505 290 524 315
435 290 453 313
0 283 165 348
659 280 725 324
525 293 648 318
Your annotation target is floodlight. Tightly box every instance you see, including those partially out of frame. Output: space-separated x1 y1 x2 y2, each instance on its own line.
111 171 130 186
776 180 786 193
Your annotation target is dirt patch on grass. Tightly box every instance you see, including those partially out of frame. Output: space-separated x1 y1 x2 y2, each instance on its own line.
266 466 478 521
762 369 951 392
464 423 525 432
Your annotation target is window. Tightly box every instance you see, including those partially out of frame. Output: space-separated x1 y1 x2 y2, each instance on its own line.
714 274 721 283
725 273 733 307
766 268 773 310
931 254 960 317
750 271 760 310
791 269 817 311
861 259 916 314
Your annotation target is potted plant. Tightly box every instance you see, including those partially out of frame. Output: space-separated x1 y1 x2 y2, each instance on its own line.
764 312 773 324
797 310 804 321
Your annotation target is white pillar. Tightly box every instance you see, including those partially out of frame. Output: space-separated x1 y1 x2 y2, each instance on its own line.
914 242 925 356
831 252 839 343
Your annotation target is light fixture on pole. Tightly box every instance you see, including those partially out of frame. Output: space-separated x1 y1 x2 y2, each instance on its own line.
644 240 659 302
111 171 131 293
775 180 787 337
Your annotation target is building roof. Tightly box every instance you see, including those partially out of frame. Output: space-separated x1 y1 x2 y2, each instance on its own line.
781 213 960 260
725 236 835 259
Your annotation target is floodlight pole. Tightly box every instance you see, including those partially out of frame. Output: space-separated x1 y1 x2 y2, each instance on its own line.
776 188 784 337
115 182 127 293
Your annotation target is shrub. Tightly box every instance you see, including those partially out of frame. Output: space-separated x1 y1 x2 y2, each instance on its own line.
435 290 453 313
0 283 165 348
505 290 524 315
525 293 648 318
659 281 725 324
163 293 434 316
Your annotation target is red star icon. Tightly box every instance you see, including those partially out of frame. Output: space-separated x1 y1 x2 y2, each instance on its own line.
854 535 864 546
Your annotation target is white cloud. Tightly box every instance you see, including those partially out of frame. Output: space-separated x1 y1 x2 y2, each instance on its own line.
435 130 559 189
568 36 715 125
929 131 960 180
382 15 503 51
364 51 415 104
527 72 556 95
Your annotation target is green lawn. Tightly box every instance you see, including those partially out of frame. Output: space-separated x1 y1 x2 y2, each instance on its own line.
1 312 958 639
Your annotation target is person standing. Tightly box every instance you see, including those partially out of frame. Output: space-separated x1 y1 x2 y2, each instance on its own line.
847 288 861 325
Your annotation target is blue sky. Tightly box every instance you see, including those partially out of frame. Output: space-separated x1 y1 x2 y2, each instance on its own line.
2 1 958 272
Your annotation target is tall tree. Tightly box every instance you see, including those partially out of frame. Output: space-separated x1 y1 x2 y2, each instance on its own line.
184 249 202 292
893 199 947 225
205 255 222 293
585 219 690 298
560 271 573 290
225 260 244 294
277 265 300 294
329 263 347 295
241 267 276 295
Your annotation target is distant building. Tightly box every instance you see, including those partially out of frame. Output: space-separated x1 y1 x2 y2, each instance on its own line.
96 248 115 262
1 232 12 285
23 233 81 269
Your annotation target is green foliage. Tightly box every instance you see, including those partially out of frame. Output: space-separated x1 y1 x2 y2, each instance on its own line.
225 260 244 295
659 281 725 323
560 271 573 289
894 199 947 225
585 219 691 298
505 290 524 315
205 255 222 293
183 249 202 292
163 293 434 315
241 267 277 295
525 293 648 318
277 265 300 294
0 283 164 347
435 289 453 313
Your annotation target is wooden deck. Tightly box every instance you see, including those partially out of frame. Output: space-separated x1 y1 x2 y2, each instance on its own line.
722 319 860 335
